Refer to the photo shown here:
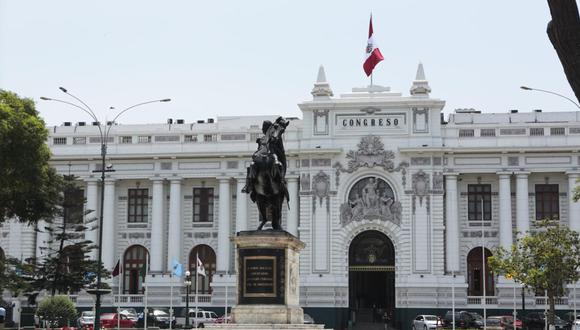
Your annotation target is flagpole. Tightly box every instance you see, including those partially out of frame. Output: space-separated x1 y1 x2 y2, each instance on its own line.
169 272 173 330
118 255 121 330
144 256 148 330
370 73 373 88
195 252 199 329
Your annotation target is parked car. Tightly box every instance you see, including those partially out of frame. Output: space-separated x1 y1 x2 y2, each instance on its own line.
77 311 95 329
303 313 315 325
136 308 175 329
412 314 441 329
442 311 484 329
562 312 580 330
175 308 218 328
191 310 218 328
100 313 135 329
523 312 567 330
214 314 232 324
486 315 522 329
119 308 139 322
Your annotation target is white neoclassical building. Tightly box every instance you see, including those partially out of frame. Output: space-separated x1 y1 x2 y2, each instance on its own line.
3 64 580 328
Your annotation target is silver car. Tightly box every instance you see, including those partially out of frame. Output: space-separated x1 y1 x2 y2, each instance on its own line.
412 314 441 330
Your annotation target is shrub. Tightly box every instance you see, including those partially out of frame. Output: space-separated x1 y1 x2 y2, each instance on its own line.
36 295 77 328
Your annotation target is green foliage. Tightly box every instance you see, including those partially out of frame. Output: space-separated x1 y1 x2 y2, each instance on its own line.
0 257 33 296
36 295 77 328
0 89 61 224
32 175 108 295
489 219 580 325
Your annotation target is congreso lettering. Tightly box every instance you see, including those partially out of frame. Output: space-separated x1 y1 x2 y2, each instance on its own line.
341 117 400 127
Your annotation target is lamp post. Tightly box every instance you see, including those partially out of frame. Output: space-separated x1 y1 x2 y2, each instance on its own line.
520 86 580 110
40 88 170 330
184 271 192 328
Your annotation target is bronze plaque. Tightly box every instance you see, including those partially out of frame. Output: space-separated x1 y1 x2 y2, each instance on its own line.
243 256 276 297
238 248 285 304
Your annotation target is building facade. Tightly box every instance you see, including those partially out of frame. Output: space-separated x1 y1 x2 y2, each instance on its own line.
2 64 580 328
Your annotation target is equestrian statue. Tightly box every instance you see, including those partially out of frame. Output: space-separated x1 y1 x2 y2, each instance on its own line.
242 116 290 230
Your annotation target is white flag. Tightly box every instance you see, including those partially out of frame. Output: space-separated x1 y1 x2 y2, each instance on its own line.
196 255 206 277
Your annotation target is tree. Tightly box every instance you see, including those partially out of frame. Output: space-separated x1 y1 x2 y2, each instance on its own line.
0 90 61 224
489 219 580 326
32 175 107 295
36 295 77 328
546 0 580 103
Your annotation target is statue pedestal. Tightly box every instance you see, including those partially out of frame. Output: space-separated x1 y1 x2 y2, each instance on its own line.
231 230 305 325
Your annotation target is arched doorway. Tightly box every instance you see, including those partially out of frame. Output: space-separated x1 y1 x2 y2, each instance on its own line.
189 245 216 294
349 230 395 323
123 245 149 294
467 247 494 296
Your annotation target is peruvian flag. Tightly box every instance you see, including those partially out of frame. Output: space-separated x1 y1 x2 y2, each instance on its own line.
363 15 384 77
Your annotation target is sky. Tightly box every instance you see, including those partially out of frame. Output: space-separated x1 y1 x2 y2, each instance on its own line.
0 1 576 126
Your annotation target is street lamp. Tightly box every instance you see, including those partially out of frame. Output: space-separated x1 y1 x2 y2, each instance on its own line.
40 88 170 330
520 86 580 110
184 271 192 328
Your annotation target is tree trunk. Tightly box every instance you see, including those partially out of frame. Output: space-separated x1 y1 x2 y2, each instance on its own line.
547 0 580 104
548 292 556 327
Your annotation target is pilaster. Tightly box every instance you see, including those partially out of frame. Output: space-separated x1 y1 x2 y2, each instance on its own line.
167 177 183 270
497 172 513 250
150 178 165 272
444 173 459 272
217 177 232 272
515 172 530 235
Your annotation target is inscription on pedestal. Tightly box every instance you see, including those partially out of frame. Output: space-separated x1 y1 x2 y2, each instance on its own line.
239 248 285 304
244 256 276 297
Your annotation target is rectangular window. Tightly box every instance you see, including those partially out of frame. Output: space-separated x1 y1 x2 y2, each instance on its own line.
120 136 133 144
64 188 85 224
468 184 492 221
127 189 149 223
550 127 565 136
138 136 151 144
535 184 559 220
480 129 496 137
184 135 198 143
73 137 87 145
193 188 214 222
53 137 67 145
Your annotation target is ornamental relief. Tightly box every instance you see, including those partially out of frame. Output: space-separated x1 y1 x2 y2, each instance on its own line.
333 135 408 187
340 177 402 226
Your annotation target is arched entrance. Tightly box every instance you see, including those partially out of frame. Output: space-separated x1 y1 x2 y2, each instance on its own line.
349 230 395 324
188 245 216 294
123 245 149 294
467 247 494 296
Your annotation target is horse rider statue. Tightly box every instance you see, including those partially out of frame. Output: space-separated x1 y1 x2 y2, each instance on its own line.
242 116 290 230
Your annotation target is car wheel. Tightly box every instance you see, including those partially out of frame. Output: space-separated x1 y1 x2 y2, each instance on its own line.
424 326 427 330
412 325 415 330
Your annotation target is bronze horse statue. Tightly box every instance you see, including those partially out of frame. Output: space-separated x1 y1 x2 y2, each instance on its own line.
242 117 290 230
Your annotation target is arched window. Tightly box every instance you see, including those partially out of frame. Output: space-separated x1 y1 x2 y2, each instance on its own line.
189 245 216 294
123 245 149 294
467 247 494 296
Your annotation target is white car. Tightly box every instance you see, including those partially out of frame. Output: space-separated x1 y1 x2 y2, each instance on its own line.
412 314 441 330
176 309 218 328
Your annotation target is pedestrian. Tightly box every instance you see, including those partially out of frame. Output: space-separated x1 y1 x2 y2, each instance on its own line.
382 311 390 330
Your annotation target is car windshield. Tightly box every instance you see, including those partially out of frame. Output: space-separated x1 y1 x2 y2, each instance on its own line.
82 312 94 317
486 318 501 325
153 310 168 316
424 316 438 321
101 314 115 320
469 313 483 320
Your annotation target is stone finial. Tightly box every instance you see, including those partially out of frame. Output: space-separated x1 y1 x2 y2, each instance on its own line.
410 62 431 97
311 65 333 99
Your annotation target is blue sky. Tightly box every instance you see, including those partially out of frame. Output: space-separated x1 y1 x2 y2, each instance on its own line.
0 0 575 125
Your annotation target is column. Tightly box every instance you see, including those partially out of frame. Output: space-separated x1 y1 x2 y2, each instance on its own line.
235 178 248 233
568 172 580 232
102 179 116 270
167 178 182 271
217 177 231 273
35 220 49 260
498 173 513 250
287 177 299 236
86 180 99 260
516 172 530 235
445 173 460 272
150 178 164 272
